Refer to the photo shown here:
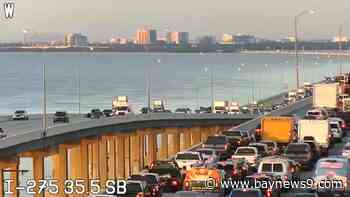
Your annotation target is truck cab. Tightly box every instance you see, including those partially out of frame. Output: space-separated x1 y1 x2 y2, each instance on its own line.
213 101 228 114
296 88 305 99
228 102 240 115
153 100 165 112
112 96 129 116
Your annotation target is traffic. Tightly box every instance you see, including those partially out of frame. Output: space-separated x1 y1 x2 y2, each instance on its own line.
87 74 350 197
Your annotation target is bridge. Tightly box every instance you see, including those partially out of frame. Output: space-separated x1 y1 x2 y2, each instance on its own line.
0 93 312 197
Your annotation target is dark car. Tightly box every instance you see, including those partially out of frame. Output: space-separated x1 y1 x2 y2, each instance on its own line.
195 107 211 114
103 109 114 117
175 108 191 114
246 174 281 197
53 111 69 123
149 161 182 192
255 123 262 141
128 173 163 197
88 109 103 119
216 158 250 180
222 130 250 148
202 135 233 155
119 180 152 197
141 107 151 114
303 141 321 161
229 189 264 197
284 143 313 169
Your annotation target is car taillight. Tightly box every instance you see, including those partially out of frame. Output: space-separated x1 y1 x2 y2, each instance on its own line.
232 169 238 175
289 166 295 173
266 188 272 197
224 144 228 150
184 181 190 190
137 192 144 197
255 128 261 133
171 180 178 186
342 122 347 128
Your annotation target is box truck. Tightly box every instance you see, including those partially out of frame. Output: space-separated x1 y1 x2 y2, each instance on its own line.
313 83 339 109
261 116 295 145
112 96 129 115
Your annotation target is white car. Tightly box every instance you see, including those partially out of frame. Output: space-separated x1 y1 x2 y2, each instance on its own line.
12 110 29 120
342 143 350 159
175 151 203 170
329 121 343 142
195 148 218 164
306 108 328 120
257 156 296 181
329 117 347 131
232 147 259 167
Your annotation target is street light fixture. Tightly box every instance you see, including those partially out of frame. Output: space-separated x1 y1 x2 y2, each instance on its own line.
294 9 316 88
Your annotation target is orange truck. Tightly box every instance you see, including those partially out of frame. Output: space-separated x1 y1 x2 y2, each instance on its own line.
183 167 222 192
261 116 295 145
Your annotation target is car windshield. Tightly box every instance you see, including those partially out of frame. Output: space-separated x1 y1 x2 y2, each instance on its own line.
273 164 283 172
261 163 272 172
126 183 142 194
103 109 112 113
230 190 261 197
205 136 226 144
236 148 255 155
144 175 157 184
15 110 25 113
286 144 308 154
308 111 320 116
330 124 338 129
176 153 199 160
55 112 66 116
117 106 128 111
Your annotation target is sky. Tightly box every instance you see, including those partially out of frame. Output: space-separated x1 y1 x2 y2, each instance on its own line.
0 0 349 42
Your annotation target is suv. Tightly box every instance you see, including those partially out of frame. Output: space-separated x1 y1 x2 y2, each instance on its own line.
257 156 297 181
124 180 152 197
149 161 182 192
232 147 259 168
222 130 250 148
12 110 29 120
128 173 163 197
202 135 233 154
306 108 328 120
103 109 114 117
175 151 203 170
284 143 313 169
89 109 103 119
53 111 69 123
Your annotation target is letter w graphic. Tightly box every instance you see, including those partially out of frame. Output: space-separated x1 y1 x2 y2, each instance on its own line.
3 2 15 19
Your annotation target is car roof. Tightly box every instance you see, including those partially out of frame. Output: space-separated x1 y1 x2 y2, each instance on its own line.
236 146 258 151
177 151 199 155
127 180 144 185
196 148 215 152
260 157 290 164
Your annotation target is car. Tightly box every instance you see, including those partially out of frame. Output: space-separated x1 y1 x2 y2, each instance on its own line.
12 110 29 120
89 109 103 119
257 156 298 181
255 123 262 141
216 158 250 180
128 173 163 197
314 157 350 196
291 192 319 197
303 140 321 161
174 191 223 197
248 143 269 157
222 130 250 148
149 161 182 192
229 188 264 197
202 135 233 154
175 108 191 114
232 147 260 168
284 143 313 169
103 109 114 117
306 108 328 120
343 143 350 159
329 117 347 132
123 180 152 197
259 140 279 155
175 151 203 170
195 107 211 114
329 121 343 142
53 111 69 123
246 173 281 197
195 148 218 164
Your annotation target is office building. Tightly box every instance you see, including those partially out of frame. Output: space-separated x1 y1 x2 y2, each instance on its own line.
135 28 158 44
166 32 189 44
64 33 88 47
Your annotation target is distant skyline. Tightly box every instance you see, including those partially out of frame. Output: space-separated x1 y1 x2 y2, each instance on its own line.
0 0 350 42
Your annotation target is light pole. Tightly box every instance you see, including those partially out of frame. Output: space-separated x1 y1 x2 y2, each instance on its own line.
338 20 349 74
294 9 315 88
42 64 47 137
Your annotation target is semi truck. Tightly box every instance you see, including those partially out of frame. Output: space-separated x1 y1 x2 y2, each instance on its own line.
213 101 228 114
153 99 165 112
313 83 339 109
261 116 295 146
298 119 330 155
112 96 129 115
